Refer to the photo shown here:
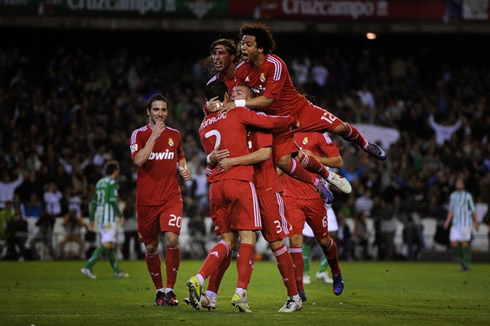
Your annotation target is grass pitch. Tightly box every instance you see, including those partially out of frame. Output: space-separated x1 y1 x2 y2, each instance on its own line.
1 260 489 325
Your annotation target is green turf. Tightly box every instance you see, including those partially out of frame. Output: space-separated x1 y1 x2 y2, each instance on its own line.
1 260 489 325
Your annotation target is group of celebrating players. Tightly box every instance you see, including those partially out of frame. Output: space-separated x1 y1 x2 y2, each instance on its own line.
128 22 387 313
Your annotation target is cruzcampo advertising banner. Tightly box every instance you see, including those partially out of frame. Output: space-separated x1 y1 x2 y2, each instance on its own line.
0 0 228 19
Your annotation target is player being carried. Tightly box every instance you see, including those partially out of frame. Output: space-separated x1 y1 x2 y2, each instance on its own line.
204 37 341 204
185 80 299 313
216 23 387 198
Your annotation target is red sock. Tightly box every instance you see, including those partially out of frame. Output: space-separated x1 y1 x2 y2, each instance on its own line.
283 158 317 185
208 252 232 294
344 123 368 148
145 251 163 290
198 240 230 279
299 154 330 180
289 247 304 291
236 243 255 289
322 238 341 276
273 244 298 297
165 245 180 289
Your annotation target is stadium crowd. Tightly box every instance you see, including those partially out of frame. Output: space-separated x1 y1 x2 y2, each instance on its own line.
0 33 489 261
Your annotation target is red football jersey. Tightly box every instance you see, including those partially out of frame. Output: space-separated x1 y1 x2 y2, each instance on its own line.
247 130 283 195
282 132 340 199
199 107 295 183
235 54 309 116
207 73 238 94
130 125 184 206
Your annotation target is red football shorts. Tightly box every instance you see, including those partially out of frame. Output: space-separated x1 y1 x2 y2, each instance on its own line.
295 102 343 133
272 102 342 162
284 196 328 239
136 195 183 243
209 180 262 235
258 191 290 243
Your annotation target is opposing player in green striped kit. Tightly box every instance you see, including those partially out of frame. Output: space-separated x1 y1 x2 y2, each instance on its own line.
443 177 479 271
81 161 129 279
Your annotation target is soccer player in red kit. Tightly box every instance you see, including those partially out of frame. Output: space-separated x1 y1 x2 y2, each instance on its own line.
225 23 386 194
130 94 192 307
185 80 298 313
282 132 345 299
195 84 302 313
206 38 238 92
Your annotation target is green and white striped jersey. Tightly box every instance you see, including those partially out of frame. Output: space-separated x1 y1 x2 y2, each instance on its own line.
449 190 475 228
90 176 122 225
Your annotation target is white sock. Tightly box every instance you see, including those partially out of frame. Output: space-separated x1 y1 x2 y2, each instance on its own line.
156 288 165 293
235 288 246 297
164 288 173 294
196 273 205 286
205 290 217 300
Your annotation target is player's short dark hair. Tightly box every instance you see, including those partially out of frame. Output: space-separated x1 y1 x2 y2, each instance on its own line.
239 23 276 54
146 93 167 111
210 38 238 59
205 80 228 102
105 161 119 175
235 84 255 99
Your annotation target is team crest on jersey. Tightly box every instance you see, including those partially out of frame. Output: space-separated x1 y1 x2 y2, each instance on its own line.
260 73 266 83
302 137 309 145
168 138 174 146
130 144 138 153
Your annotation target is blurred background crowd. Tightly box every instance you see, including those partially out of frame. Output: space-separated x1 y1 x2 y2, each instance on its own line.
0 29 489 261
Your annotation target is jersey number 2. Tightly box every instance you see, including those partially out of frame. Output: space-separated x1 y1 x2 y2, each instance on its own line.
169 214 182 228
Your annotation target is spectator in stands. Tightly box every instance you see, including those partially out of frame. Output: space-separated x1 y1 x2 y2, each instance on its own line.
374 196 398 260
0 201 15 243
353 210 370 260
429 113 462 146
44 182 63 217
24 194 43 218
59 209 86 259
17 170 43 204
28 209 56 260
0 170 24 209
5 209 27 261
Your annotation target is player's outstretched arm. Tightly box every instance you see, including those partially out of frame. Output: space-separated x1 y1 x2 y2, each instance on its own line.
218 147 271 171
221 95 274 113
239 108 296 130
